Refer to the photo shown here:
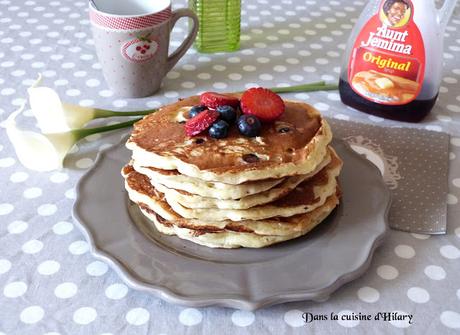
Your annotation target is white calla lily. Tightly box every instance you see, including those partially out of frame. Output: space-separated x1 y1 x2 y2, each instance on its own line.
28 86 97 132
27 75 152 133
2 103 142 172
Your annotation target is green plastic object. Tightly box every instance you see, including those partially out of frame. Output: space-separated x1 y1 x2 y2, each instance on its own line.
189 0 241 53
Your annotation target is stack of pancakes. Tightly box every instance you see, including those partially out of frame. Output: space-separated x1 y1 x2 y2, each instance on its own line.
123 94 342 248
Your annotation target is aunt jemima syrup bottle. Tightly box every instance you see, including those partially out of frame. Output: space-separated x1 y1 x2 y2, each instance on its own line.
339 0 457 122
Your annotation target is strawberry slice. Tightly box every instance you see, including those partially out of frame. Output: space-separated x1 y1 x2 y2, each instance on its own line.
200 92 239 109
185 109 220 136
240 87 285 122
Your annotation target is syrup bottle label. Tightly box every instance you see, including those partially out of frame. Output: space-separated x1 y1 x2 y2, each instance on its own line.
348 0 425 105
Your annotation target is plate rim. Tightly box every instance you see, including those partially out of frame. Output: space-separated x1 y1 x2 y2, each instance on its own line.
72 136 391 310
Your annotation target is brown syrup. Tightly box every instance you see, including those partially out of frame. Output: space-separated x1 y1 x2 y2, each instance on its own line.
339 78 437 123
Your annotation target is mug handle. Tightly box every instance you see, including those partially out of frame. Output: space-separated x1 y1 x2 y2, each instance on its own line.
166 8 199 73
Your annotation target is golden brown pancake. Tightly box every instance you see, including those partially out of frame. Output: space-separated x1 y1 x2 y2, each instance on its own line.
126 95 332 184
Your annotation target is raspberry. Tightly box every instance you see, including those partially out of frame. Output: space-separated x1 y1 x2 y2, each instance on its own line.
185 109 220 136
200 92 239 109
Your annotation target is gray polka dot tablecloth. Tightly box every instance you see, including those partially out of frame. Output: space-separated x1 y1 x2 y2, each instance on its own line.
1 0 460 334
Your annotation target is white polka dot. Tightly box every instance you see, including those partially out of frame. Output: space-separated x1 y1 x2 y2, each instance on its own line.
73 307 97 325
166 71 180 79
337 310 360 327
69 241 89 255
20 306 44 324
0 259 12 274
38 204 57 216
66 89 80 97
389 311 412 328
79 99 94 107
99 90 113 97
453 178 460 188
212 64 227 72
8 220 28 234
259 73 273 81
179 308 202 326
86 261 108 276
37 260 60 275
273 65 287 72
164 91 179 98
213 82 227 90
65 188 76 199
256 57 270 64
284 309 304 327
440 245 460 259
424 265 446 280
50 172 69 183
22 240 43 254
23 187 42 199
357 286 380 303
86 79 100 87
54 282 78 299
242 65 256 72
394 245 415 259
76 158 93 169
11 69 25 77
1 88 15 95
182 64 196 71
377 265 399 280
146 100 161 108
228 73 242 80
407 287 430 303
3 281 27 298
447 105 460 113
105 283 128 300
303 66 317 73
181 81 196 88
314 102 330 111
447 194 458 205
231 310 255 327
61 62 75 69
440 311 460 329
126 308 150 326
290 74 304 82
53 221 74 235
286 58 300 64
0 157 15 167
294 93 310 100
73 70 86 77
54 79 68 86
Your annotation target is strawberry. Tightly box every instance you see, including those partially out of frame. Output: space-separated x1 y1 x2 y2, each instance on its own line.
185 109 220 136
240 87 285 122
200 92 239 109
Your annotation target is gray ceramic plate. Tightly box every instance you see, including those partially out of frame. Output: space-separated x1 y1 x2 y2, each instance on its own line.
73 138 390 310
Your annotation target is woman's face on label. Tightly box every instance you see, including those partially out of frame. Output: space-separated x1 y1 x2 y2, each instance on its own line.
388 2 407 25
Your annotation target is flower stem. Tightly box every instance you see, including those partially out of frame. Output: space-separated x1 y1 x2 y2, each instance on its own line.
72 118 142 141
93 109 156 118
269 83 338 93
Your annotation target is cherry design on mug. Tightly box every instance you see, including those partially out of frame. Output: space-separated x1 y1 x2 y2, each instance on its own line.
121 33 158 63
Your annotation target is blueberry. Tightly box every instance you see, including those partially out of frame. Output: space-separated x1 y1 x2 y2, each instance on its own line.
188 105 207 118
237 115 261 137
216 105 237 124
209 120 229 139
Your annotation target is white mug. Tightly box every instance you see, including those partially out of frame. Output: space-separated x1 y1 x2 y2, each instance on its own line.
89 0 199 98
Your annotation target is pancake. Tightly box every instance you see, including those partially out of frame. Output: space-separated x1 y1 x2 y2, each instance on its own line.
140 149 332 209
123 147 342 222
132 163 286 200
126 96 332 184
136 191 340 248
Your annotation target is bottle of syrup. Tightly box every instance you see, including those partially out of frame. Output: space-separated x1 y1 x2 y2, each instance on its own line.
339 0 457 122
